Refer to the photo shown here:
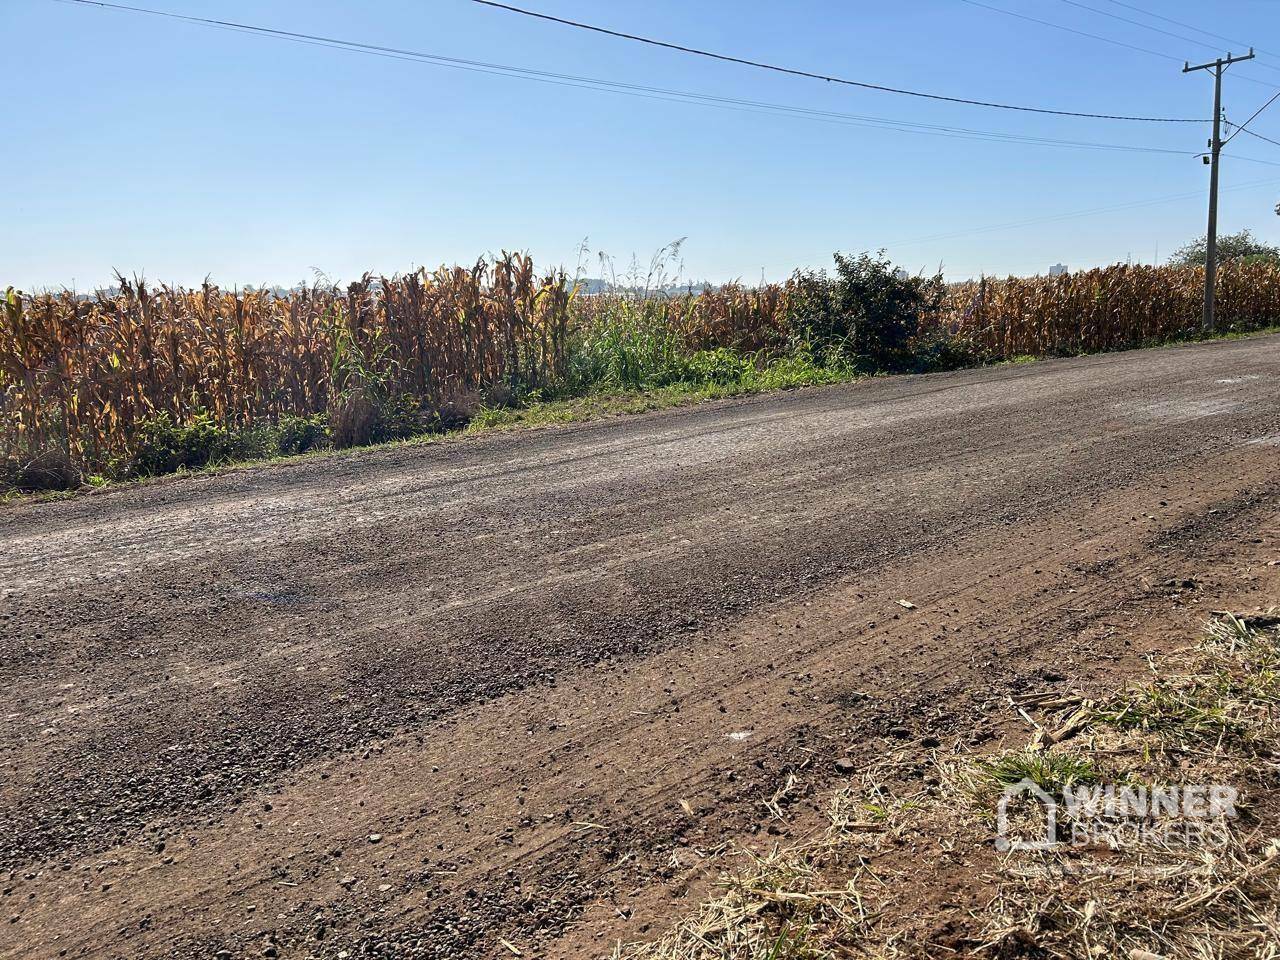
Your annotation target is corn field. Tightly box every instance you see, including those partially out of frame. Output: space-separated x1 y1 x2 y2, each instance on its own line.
4 256 1280 486
938 261 1280 358
1 254 570 475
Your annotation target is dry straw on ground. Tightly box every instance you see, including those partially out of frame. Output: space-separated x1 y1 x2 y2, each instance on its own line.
614 613 1280 959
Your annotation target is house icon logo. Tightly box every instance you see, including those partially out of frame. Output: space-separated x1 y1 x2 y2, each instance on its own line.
996 779 1059 852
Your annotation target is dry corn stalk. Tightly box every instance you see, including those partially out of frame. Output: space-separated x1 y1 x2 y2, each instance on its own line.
937 261 1280 359
1 254 570 471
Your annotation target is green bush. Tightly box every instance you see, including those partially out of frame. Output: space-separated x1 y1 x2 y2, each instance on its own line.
785 269 838 347
751 351 854 390
1167 229 1280 268
789 252 944 372
130 411 239 476
129 411 334 477
378 393 430 440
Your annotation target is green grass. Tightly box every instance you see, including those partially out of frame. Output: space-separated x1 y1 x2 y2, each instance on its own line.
1095 681 1247 743
1090 615 1280 746
469 354 857 432
564 303 692 391
974 747 1100 795
1185 321 1280 344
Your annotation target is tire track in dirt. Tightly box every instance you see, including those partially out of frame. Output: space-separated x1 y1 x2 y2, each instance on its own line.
1 336 1278 957
7 451 1274 960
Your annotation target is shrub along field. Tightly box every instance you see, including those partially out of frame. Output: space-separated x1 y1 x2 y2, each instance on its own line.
4 253 1280 492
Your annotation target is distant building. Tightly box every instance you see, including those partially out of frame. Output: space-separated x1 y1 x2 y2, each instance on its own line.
1049 263 1069 277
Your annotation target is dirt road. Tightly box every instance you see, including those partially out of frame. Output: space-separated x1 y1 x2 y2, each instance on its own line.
3 336 1279 958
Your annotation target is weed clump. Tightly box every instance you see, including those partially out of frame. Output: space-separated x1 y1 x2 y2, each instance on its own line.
973 747 1100 795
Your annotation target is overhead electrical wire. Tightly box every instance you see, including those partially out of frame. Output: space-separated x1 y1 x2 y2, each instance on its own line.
464 0 1203 122
53 0 1205 157
1058 0 1229 52
1056 0 1271 65
1057 0 1280 85
959 0 1184 64
1231 126 1280 151
1054 2 1280 155
1223 90 1280 146
964 0 1279 90
48 1 1280 274
1099 0 1280 65
1223 153 1280 169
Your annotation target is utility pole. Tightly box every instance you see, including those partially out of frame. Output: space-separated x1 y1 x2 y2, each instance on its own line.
1184 49 1254 333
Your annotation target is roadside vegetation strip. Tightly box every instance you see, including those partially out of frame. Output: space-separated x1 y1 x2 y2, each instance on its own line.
613 613 1280 959
0 352 861 506
465 352 858 432
6 245 1280 494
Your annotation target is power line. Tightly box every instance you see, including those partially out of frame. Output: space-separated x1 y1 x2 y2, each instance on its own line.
1223 90 1280 146
51 0 1202 158
965 0 1279 90
1057 0 1258 61
1223 154 1280 170
1100 0 1280 64
959 0 1183 63
1231 126 1280 151
466 0 1204 122
1060 0 1280 84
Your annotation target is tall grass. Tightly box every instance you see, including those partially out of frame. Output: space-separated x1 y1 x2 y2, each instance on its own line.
566 283 791 391
566 298 692 392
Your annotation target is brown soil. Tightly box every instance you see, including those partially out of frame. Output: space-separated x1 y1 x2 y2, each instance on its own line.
2 336 1279 959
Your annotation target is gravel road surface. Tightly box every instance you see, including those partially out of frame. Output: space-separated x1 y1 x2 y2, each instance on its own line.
3 335 1279 958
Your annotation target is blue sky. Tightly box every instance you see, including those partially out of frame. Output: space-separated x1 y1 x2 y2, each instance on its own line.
8 0 1280 288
